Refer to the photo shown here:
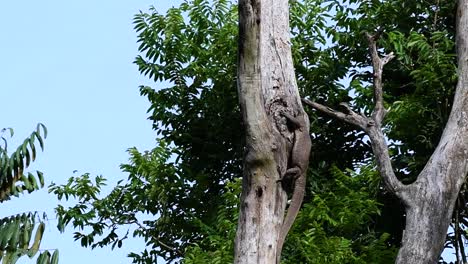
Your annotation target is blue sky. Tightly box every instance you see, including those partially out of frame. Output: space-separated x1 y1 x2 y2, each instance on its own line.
1 1 180 263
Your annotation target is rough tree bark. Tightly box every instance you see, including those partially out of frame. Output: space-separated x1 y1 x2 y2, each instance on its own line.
303 1 468 263
234 0 311 263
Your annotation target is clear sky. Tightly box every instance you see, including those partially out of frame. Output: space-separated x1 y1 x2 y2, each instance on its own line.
0 1 180 263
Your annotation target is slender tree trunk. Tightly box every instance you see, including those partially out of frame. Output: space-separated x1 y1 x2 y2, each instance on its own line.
234 0 310 263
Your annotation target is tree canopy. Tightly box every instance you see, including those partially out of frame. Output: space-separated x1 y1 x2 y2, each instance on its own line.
50 0 466 263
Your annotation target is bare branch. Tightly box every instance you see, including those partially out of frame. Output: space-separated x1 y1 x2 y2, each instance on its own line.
301 98 369 130
365 125 404 194
302 31 406 197
360 31 404 195
302 97 404 194
382 52 395 65
365 32 395 125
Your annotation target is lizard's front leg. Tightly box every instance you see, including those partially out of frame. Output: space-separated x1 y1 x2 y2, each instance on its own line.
280 167 301 193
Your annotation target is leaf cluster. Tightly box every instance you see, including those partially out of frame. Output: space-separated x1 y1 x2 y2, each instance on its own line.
0 124 47 202
182 165 397 264
50 141 186 262
279 165 396 264
0 125 57 264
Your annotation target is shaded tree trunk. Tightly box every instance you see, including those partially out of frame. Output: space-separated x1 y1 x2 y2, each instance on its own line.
396 177 461 263
234 0 310 263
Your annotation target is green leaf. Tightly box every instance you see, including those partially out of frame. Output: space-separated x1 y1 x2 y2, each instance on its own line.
37 123 47 139
38 251 51 264
34 132 44 151
50 250 59 264
21 174 31 191
28 222 45 257
37 171 44 188
21 219 31 249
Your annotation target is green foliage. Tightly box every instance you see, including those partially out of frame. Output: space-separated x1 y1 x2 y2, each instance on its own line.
133 0 241 179
50 140 184 262
183 179 240 264
0 125 57 264
384 29 456 178
50 173 107 235
279 165 396 264
323 0 457 179
315 0 461 259
182 166 397 264
292 0 374 170
132 0 243 261
0 124 47 202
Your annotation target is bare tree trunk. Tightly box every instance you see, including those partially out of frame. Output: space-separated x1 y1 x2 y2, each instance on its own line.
303 1 468 262
395 1 468 262
234 0 310 263
396 182 459 263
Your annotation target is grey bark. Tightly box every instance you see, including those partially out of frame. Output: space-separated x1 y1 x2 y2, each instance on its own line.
234 0 310 263
304 1 468 263
395 3 468 261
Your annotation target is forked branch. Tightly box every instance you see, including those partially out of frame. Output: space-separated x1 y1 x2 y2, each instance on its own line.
303 31 405 196
366 32 395 124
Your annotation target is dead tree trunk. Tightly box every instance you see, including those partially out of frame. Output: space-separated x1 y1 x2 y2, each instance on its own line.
303 1 468 262
234 0 311 263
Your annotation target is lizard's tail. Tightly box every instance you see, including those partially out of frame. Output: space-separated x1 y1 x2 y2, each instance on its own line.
276 183 305 264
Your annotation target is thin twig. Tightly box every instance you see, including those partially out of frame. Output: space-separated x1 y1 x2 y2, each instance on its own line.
433 0 440 30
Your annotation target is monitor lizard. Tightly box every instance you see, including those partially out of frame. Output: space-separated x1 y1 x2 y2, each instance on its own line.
276 111 311 264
